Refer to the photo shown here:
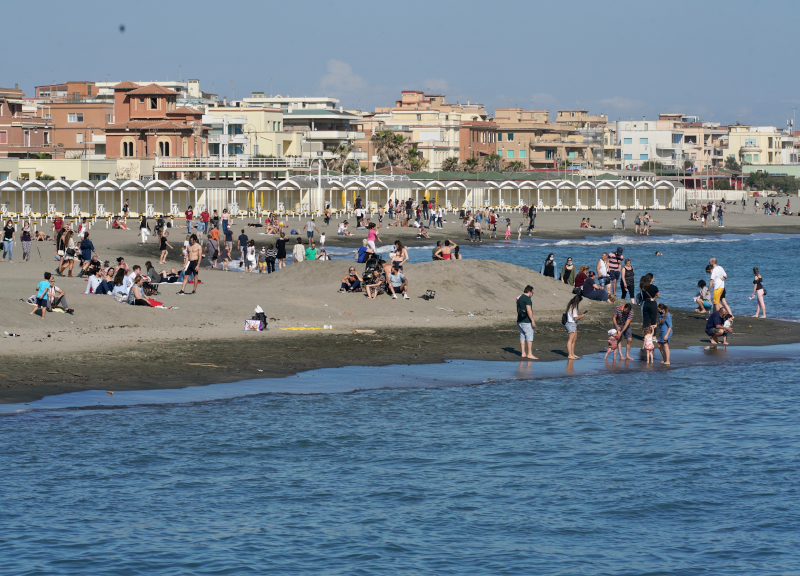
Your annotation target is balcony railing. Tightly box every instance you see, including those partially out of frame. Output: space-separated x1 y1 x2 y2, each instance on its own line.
156 157 311 169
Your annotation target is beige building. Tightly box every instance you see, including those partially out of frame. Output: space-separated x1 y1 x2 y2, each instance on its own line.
204 104 299 158
0 157 150 181
494 108 589 169
725 125 784 166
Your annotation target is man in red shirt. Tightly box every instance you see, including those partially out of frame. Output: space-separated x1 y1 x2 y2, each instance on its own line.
185 206 194 235
200 208 210 234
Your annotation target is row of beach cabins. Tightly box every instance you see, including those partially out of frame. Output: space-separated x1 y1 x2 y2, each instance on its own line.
0 178 683 224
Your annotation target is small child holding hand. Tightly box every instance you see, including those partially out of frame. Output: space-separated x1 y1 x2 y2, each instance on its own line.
723 317 733 345
643 325 656 363
604 328 621 362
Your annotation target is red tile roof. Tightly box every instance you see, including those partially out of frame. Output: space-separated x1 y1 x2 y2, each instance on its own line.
113 81 140 90
126 83 179 96
167 106 202 115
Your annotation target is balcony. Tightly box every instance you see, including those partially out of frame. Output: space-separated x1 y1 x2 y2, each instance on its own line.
656 142 682 151
740 144 762 153
300 151 368 160
302 131 366 140
155 156 311 169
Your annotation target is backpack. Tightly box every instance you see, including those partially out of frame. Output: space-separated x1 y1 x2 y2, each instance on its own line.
635 291 643 305
114 291 127 304
561 312 568 325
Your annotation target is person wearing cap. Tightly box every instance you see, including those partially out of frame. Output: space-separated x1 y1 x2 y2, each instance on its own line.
604 328 621 362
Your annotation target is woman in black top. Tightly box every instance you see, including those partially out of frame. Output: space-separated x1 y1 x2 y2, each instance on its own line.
2 219 16 262
541 253 556 278
640 273 660 330
750 266 766 318
275 232 288 270
21 222 32 262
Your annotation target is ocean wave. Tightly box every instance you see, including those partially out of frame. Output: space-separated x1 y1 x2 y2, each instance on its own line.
537 235 743 247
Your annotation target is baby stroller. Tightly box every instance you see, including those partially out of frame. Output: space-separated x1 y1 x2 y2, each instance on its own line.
362 255 384 285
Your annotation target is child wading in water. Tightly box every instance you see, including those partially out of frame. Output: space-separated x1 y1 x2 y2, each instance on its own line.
517 223 523 240
604 328 621 361
159 232 173 264
643 325 655 363
505 220 511 240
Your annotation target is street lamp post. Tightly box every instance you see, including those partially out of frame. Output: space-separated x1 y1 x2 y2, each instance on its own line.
83 124 97 158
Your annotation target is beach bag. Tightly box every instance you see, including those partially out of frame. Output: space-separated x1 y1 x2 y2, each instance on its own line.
244 319 264 331
572 286 581 295
635 291 643 305
114 291 127 304
561 312 568 325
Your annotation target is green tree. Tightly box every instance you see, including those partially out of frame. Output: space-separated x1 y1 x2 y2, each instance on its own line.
38 174 55 180
464 157 480 173
441 156 460 171
724 157 741 172
640 160 665 172
683 159 695 169
481 153 502 172
404 147 428 171
506 160 524 172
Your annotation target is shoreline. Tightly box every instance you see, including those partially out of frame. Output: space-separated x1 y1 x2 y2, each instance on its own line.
4 311 800 405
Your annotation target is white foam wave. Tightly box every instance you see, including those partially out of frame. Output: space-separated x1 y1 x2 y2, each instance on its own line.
538 236 742 247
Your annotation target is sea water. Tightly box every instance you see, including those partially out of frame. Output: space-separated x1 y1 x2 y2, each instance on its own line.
390 232 797 320
3 351 800 574
4 235 800 575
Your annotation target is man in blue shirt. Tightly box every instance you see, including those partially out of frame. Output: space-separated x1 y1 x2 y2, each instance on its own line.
237 230 249 265
705 309 730 345
31 272 52 319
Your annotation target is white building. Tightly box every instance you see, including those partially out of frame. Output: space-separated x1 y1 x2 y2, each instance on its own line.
616 119 685 169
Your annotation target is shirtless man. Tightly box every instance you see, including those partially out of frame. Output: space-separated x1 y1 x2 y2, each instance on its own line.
178 234 202 295
433 240 458 260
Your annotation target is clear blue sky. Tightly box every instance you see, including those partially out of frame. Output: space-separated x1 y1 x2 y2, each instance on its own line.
7 0 799 127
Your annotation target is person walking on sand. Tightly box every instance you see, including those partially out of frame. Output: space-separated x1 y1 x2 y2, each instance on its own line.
516 285 538 359
178 234 201 295
564 294 586 360
366 223 381 251
657 303 672 364
620 210 626 230
750 267 766 318
31 272 52 319
527 205 537 234
2 218 16 262
613 302 635 360
276 232 288 269
292 237 305 263
303 219 317 244
159 232 173 264
185 205 194 235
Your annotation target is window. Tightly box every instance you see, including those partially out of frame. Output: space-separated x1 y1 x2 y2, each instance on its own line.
416 114 421 121
672 134 682 144
76 132 83 143
744 137 757 147
123 141 134 157
507 133 514 141
0 131 6 144
639 138 648 144
753 154 759 162
497 133 502 142
138 98 145 104
0 172 8 181
519 150 526 158
623 138 632 144
44 113 52 120
149 97 158 110
158 140 170 156
568 151 575 159
183 138 188 156
545 149 556 159
67 113 84 123
43 132 50 144
624 154 633 160
507 150 514 158
107 113 113 124
640 154 648 160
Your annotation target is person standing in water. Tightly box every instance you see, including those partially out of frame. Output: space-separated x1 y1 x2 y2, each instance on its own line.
564 294 586 360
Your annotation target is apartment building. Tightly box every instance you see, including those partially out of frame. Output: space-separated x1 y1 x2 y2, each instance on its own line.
0 86 56 158
375 90 489 121
105 82 208 164
204 104 295 159
35 81 98 102
45 101 115 158
725 125 785 166
241 93 366 165
494 108 587 169
555 109 608 128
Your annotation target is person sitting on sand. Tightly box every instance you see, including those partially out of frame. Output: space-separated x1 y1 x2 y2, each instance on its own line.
581 272 613 302
111 216 129 230
365 265 387 299
417 226 431 239
580 218 587 228
340 266 363 293
387 265 409 300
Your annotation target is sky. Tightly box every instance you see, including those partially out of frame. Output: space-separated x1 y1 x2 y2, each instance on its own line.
6 0 800 128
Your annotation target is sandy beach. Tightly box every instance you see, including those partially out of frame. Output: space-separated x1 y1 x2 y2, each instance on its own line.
1 207 798 404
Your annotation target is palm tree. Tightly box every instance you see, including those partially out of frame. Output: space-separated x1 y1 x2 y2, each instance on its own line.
506 160 524 172
371 130 394 168
480 153 501 172
464 157 480 173
441 157 460 171
404 147 429 171
329 143 354 173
